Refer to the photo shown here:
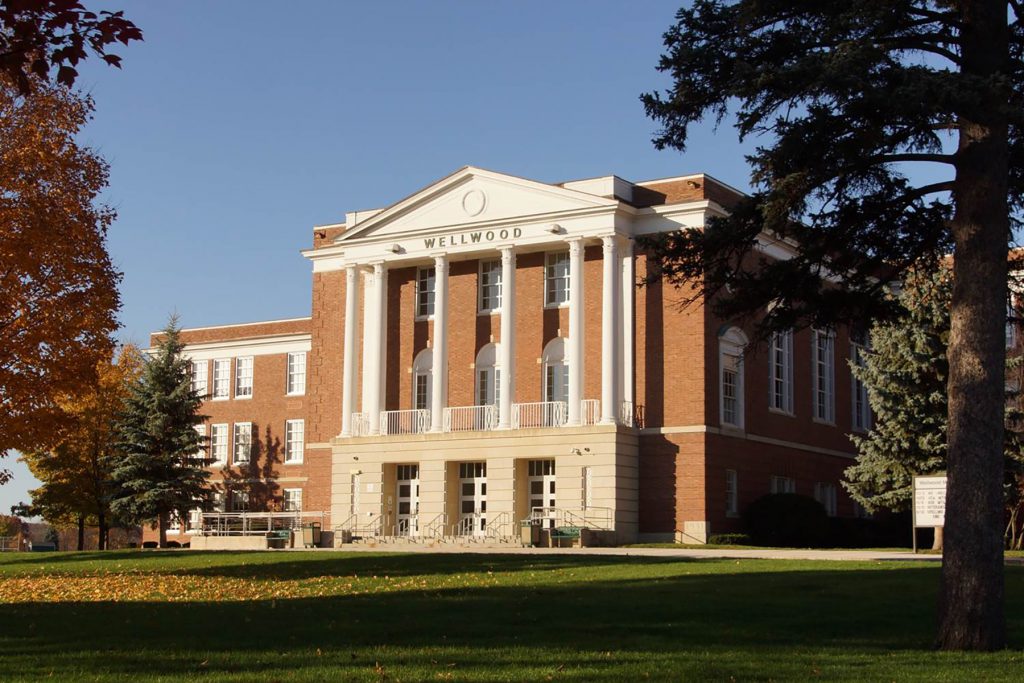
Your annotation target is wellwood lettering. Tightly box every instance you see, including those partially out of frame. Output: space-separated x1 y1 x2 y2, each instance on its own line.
423 227 522 249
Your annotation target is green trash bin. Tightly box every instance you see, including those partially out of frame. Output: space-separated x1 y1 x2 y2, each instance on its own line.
302 522 322 548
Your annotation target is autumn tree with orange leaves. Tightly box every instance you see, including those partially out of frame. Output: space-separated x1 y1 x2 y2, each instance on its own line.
0 78 122 482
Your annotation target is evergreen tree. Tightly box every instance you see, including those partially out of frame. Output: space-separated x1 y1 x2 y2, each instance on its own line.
110 317 208 547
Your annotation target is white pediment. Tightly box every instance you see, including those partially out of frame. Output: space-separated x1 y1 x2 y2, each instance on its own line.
337 167 618 243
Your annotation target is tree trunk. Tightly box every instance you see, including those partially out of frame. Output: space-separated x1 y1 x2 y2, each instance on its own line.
158 512 167 549
98 510 107 551
936 0 1009 651
932 527 943 552
76 515 85 551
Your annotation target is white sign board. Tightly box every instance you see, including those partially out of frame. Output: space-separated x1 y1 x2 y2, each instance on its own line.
913 475 947 528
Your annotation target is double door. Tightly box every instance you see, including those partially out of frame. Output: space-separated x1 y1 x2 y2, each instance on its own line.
528 459 556 528
396 464 419 536
459 462 487 536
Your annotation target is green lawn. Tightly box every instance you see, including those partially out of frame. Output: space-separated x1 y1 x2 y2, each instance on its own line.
1 551 1022 681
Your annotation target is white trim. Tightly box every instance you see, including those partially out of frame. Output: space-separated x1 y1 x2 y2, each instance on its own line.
637 424 856 460
284 419 305 464
176 334 312 362
477 258 502 314
210 423 229 466
286 351 307 396
177 317 310 333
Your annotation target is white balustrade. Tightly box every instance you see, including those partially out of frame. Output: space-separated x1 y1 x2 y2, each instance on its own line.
444 404 497 432
350 412 370 437
380 409 430 435
581 399 601 426
512 401 568 429
620 400 635 427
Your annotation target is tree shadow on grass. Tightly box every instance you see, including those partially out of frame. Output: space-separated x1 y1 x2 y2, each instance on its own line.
2 565 1021 680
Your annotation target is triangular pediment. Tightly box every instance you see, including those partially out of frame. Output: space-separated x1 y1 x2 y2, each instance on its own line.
336 167 618 243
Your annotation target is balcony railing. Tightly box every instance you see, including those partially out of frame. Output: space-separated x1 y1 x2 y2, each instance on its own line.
581 399 601 425
380 409 430 435
620 400 635 427
351 412 370 437
444 404 497 432
512 401 567 429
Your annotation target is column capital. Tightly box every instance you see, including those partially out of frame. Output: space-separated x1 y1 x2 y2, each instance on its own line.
567 236 585 257
432 252 448 273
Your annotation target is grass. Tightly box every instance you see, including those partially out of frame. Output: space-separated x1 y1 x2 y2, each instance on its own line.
1 550 1022 681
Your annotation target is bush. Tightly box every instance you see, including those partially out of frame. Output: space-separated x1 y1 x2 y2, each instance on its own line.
142 541 158 549
707 533 752 546
744 494 830 548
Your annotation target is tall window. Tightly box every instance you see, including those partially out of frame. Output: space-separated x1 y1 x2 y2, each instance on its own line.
814 482 838 517
769 330 793 414
475 343 500 406
191 360 208 397
212 359 230 399
851 329 872 432
719 328 746 428
726 469 739 517
192 424 207 461
812 328 835 423
235 356 253 398
233 422 252 464
210 424 228 465
287 352 306 395
284 419 304 463
416 266 436 317
770 475 796 494
542 337 568 403
412 349 432 411
545 252 570 306
230 490 249 512
283 488 303 512
479 259 502 312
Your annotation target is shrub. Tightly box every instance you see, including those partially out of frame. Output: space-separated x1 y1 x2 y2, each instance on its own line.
142 541 158 549
707 533 752 546
744 494 830 548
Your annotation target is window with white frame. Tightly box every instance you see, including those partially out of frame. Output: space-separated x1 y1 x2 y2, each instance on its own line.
187 507 203 533
770 475 796 494
812 328 835 423
192 424 207 461
769 330 794 414
542 337 568 403
283 488 303 512
416 266 436 317
851 329 872 432
726 469 739 517
233 422 252 465
212 359 231 399
719 328 746 428
230 490 249 512
478 259 502 313
412 349 432 411
475 343 500 407
286 352 306 395
284 419 304 463
234 356 253 398
545 252 570 306
814 482 838 516
210 423 228 465
168 515 181 533
191 360 208 397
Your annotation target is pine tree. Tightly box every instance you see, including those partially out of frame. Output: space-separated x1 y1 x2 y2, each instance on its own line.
110 317 209 547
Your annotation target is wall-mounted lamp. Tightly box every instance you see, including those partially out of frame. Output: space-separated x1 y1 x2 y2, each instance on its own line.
686 180 702 189
390 244 403 254
548 224 565 234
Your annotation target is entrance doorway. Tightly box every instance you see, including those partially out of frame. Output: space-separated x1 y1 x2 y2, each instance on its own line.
528 460 556 528
459 462 487 536
396 464 419 536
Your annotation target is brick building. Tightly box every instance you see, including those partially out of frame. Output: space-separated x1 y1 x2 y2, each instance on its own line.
154 166 868 545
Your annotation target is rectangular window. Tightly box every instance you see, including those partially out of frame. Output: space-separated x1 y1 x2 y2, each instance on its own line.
168 515 181 533
545 252 570 306
814 482 838 517
478 259 503 312
283 488 303 512
192 424 207 461
769 330 794 414
287 352 306 395
812 329 835 423
233 422 252 464
284 419 304 463
417 266 436 317
230 490 249 512
191 360 208 397
234 356 253 399
414 372 430 411
210 424 228 465
212 359 231 399
770 475 796 495
545 363 569 403
851 332 872 432
726 469 739 517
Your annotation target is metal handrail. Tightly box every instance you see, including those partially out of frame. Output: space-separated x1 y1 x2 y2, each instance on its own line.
395 516 419 537
200 511 324 536
422 513 446 539
526 506 613 531
512 401 568 429
484 511 512 540
452 514 482 537
620 400 635 427
351 513 383 538
380 409 430 435
350 412 370 437
443 404 498 432
581 399 601 425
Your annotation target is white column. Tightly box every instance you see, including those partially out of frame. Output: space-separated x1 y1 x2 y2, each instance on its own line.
601 235 620 424
498 246 516 429
360 270 374 415
378 266 388 416
366 262 386 435
621 238 635 420
430 254 449 432
567 238 585 425
340 264 359 437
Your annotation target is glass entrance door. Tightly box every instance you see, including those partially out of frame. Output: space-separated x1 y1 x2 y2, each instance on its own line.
459 462 487 536
528 460 556 528
396 464 419 536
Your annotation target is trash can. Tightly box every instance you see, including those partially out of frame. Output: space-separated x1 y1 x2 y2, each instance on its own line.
520 520 540 547
302 522 322 548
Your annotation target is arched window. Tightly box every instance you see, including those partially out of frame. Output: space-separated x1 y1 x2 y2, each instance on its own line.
719 327 747 428
542 337 568 403
475 343 501 406
412 349 432 410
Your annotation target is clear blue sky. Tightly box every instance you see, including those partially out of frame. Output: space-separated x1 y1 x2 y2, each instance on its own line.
3 0 761 512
